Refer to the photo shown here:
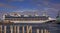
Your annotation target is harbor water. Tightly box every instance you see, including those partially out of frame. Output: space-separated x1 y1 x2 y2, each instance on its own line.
0 22 60 33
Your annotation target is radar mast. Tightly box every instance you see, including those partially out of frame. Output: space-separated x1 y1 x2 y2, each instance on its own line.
56 11 60 18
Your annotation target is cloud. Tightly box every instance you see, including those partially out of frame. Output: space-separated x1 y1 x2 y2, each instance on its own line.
32 0 60 10
0 0 60 18
7 0 24 2
42 0 60 9
32 0 60 16
0 3 17 9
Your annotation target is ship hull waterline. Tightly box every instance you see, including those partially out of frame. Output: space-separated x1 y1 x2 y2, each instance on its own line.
10 20 53 23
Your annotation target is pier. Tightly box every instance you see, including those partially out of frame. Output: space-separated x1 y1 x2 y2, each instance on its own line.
0 25 50 33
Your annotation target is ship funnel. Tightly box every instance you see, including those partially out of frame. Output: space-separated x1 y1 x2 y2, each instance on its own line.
34 12 39 16
42 11 48 17
3 14 7 20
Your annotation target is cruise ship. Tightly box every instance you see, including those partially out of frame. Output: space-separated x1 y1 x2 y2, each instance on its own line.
3 13 56 23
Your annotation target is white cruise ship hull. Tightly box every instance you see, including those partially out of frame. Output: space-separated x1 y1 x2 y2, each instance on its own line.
10 20 53 23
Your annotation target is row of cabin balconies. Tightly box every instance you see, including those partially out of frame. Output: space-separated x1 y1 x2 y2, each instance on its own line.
5 17 48 21
5 14 46 17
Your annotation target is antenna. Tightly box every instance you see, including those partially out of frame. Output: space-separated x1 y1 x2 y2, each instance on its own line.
56 11 60 18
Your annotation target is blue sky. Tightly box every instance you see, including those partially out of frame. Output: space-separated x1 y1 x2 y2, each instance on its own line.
0 0 60 18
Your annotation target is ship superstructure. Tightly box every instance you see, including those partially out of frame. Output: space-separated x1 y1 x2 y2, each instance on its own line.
3 12 56 23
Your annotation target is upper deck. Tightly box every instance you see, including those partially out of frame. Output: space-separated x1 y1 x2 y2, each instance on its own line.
4 14 49 21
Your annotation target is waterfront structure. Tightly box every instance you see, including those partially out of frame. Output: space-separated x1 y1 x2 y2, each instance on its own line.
0 25 50 33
